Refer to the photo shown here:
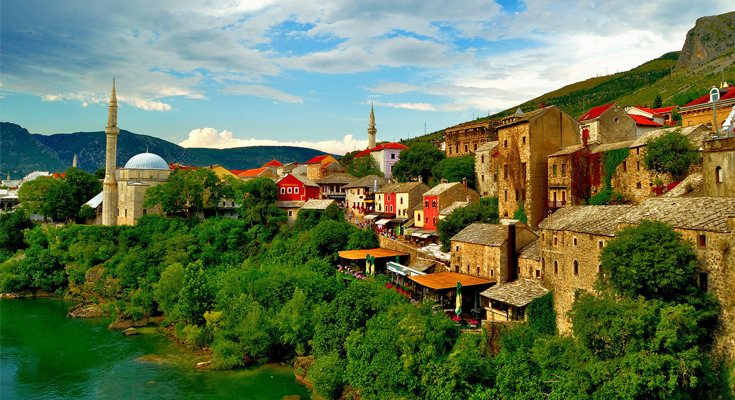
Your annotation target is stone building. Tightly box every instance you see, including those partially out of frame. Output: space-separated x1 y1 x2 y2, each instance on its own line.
579 103 636 143
305 155 339 181
315 173 358 200
450 220 537 284
680 85 735 129
517 238 541 279
537 205 635 331
116 153 171 225
474 141 499 197
480 278 548 322
496 105 581 227
237 167 278 181
538 198 735 358
445 120 496 157
703 135 735 197
547 144 590 210
343 174 390 215
421 182 480 231
375 182 429 219
102 80 119 226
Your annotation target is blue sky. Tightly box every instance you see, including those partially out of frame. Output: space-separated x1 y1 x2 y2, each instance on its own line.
1 0 732 155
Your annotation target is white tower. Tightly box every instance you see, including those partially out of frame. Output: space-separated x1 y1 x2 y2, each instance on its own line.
102 80 119 226
368 103 377 149
72 154 78 168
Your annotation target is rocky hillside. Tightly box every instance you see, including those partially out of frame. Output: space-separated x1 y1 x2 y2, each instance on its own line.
677 11 735 70
1 122 336 179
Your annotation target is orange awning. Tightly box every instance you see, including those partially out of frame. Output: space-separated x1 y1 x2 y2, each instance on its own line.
409 272 495 290
338 248 409 260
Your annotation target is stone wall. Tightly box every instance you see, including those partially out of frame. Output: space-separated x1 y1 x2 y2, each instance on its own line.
451 241 506 283
475 149 498 197
518 257 541 279
703 136 735 197
597 105 637 144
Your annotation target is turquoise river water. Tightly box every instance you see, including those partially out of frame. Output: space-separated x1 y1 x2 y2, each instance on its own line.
0 298 311 400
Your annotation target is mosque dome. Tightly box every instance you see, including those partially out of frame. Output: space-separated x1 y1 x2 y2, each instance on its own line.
124 152 169 170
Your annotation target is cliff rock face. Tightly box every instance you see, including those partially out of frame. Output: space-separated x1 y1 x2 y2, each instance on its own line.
677 11 735 70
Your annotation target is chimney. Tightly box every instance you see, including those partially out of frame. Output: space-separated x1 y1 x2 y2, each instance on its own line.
727 214 735 232
463 177 468 200
418 175 423 183
500 219 520 283
541 102 546 109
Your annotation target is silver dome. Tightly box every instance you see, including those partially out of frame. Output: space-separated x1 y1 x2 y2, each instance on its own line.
123 153 169 170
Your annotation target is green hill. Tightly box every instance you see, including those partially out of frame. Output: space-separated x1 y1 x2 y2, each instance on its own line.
0 122 68 180
1 122 337 179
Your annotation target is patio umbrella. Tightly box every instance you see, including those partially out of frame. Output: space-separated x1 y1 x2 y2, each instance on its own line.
365 253 371 274
455 281 463 315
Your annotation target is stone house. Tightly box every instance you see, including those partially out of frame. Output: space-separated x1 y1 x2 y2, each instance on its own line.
629 114 664 137
680 85 735 129
237 167 278 181
537 205 635 331
319 161 346 178
450 220 537 284
703 135 735 197
579 103 637 143
626 105 678 127
276 200 304 226
538 198 735 358
421 182 480 231
343 174 390 215
315 173 358 200
474 141 499 197
445 120 496 157
276 174 319 202
517 238 541 280
305 155 339 181
480 278 549 322
262 159 283 176
375 182 430 219
496 105 581 227
547 144 590 210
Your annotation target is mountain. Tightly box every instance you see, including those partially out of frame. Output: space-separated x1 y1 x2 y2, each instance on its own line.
403 11 735 146
1 122 336 179
0 123 68 180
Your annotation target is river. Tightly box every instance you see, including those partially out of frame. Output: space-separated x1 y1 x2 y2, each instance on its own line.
0 298 311 400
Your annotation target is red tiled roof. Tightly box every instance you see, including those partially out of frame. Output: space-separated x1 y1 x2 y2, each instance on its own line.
355 150 371 157
306 155 330 164
262 159 283 167
684 88 735 107
356 142 408 157
238 167 268 177
51 173 66 179
580 103 615 121
321 161 344 169
630 114 663 127
229 170 247 175
651 106 677 114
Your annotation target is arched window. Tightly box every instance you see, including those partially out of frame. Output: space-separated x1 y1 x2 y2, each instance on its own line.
433 217 437 225
554 261 558 275
467 265 470 273
476 267 480 275
481 155 485 163
425 200 429 208
541 258 545 270
573 260 579 275
716 166 723 183
432 200 437 208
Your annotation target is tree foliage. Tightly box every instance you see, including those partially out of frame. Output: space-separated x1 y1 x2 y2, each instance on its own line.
347 155 384 178
436 197 499 252
143 168 220 218
0 212 34 261
432 155 475 189
392 143 445 183
644 128 697 180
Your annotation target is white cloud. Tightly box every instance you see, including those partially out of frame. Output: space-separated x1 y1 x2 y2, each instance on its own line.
119 97 173 111
179 127 367 154
42 94 62 101
368 100 437 111
220 84 303 103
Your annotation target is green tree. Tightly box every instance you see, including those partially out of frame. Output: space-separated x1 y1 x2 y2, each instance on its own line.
432 155 475 189
144 168 220 218
348 155 384 178
0 212 34 258
339 150 360 169
94 168 106 180
64 167 102 211
178 260 214 326
512 200 527 224
643 129 697 181
237 177 286 240
392 143 445 183
78 204 97 220
436 197 499 251
652 94 663 108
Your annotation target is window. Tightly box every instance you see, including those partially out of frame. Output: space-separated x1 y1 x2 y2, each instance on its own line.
433 217 437 225
294 187 299 194
280 187 285 194
554 237 558 246
467 266 470 273
418 214 421 221
699 273 708 292
476 267 480 275
561 164 566 175
553 165 557 175
573 237 577 246
504 140 507 148
615 118 619 123
143 209 147 215
474 143 477 151
573 260 579 275
622 161 627 172
425 200 429 208
636 161 640 171
432 200 437 208
449 147 452 155
636 147 640 155
541 258 545 270
522 136 526 144
504 165 509 179
288 210 293 216
391 153 395 159
598 241 604 249
481 175 485 182
699 234 707 247
535 270 541 278
456 246 459 251
716 167 723 183
287 187 292 194
636 182 642 189
554 261 558 275
456 144 459 153
481 155 485 163
465 144 468 153
400 197 403 204
124 209 127 217
504 190 508 201
490 269 494 277
390 205 394 212
387 194 391 201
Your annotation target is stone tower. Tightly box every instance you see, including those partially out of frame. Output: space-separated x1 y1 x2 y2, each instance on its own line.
72 154 78 168
368 103 377 149
102 80 119 226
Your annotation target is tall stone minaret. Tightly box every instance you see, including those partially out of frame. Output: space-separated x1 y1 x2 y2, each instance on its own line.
368 103 377 149
72 154 78 168
102 79 119 226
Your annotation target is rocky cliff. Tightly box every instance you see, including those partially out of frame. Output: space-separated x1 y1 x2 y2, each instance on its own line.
677 11 735 70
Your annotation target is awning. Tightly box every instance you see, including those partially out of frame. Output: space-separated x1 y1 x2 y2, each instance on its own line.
387 261 425 276
420 233 431 238
338 248 409 260
376 219 392 225
412 232 423 238
409 272 495 290
390 218 407 223
364 213 381 220
380 213 396 218
402 218 415 228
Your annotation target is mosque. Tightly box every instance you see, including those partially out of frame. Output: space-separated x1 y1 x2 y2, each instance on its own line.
87 80 171 226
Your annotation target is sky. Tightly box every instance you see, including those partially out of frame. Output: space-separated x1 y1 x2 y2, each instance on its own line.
1 1 732 155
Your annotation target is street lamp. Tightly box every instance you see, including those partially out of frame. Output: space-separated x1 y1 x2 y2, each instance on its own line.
711 87 720 136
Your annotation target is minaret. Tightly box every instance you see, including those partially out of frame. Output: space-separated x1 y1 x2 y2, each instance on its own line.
72 154 78 168
368 103 377 149
102 79 119 226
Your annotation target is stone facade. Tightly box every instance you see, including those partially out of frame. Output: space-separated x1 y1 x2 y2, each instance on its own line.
102 81 119 226
116 168 169 225
703 136 735 197
547 144 588 208
496 106 581 227
579 103 636 144
475 141 499 197
445 120 496 157
306 155 338 181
